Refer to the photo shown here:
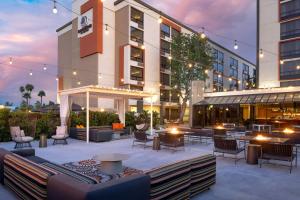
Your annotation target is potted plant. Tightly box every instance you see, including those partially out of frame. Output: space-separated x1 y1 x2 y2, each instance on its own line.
36 117 49 148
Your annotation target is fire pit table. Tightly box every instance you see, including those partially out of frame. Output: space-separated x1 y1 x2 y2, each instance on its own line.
93 153 129 174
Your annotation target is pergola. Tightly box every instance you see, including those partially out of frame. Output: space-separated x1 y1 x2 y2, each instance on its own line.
58 85 158 143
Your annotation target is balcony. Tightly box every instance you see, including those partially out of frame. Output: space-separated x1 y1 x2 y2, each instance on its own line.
130 27 144 44
280 70 300 80
280 8 300 21
131 7 144 29
131 46 144 63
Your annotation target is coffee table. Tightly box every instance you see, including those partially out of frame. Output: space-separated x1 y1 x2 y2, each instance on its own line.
93 153 129 174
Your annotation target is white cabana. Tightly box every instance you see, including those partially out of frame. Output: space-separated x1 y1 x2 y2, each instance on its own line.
58 85 157 143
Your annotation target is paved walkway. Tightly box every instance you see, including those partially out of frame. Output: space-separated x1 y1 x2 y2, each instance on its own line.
0 138 299 200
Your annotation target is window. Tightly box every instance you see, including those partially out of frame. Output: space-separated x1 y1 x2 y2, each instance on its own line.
161 23 170 37
280 59 300 80
161 56 171 70
161 40 171 54
229 80 238 91
131 7 144 27
130 85 143 91
229 57 238 78
130 66 143 81
212 49 224 73
171 28 180 38
213 73 223 92
280 40 300 59
218 51 224 64
171 91 180 103
243 64 249 75
212 48 218 60
160 73 170 86
130 27 143 43
131 46 144 63
281 19 300 40
280 1 300 21
160 90 170 102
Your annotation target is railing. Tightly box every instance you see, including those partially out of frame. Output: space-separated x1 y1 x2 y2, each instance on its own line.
280 8 300 21
161 47 171 54
161 31 171 38
131 35 144 44
280 49 300 59
131 56 144 63
131 17 144 28
280 70 300 80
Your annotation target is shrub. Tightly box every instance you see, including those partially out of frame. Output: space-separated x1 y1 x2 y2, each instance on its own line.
70 111 120 127
0 109 10 142
9 111 38 138
125 110 160 130
36 112 60 139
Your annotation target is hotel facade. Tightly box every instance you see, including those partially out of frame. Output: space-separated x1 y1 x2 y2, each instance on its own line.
57 0 255 121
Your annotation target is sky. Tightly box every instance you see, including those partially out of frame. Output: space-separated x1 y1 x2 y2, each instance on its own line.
0 0 256 106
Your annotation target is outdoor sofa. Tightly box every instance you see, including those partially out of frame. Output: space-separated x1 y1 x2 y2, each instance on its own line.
0 148 216 200
0 148 150 200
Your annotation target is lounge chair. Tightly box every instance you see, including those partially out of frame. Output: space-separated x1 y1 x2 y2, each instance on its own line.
132 124 152 148
213 136 245 164
52 126 68 145
10 126 33 149
259 143 297 173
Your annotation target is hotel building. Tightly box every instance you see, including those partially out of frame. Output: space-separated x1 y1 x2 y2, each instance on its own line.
258 0 300 88
57 0 255 121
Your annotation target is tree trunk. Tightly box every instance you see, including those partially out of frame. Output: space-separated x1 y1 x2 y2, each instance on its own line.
40 97 43 106
179 99 188 123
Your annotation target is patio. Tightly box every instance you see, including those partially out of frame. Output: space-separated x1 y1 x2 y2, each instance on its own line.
1 138 300 200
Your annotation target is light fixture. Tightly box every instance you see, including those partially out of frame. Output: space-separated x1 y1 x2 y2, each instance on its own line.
168 56 172 60
229 78 232 81
259 49 264 58
238 80 241 84
73 70 77 76
188 63 192 68
158 16 162 24
9 57 13 65
56 77 59 81
159 83 162 87
52 0 58 14
204 69 209 74
297 65 300 70
234 40 238 50
141 45 145 50
200 27 206 39
101 0 106 2
280 60 284 65
81 107 85 110
77 81 81 85
100 108 105 112
43 64 47 71
121 78 124 82
104 24 109 35
98 74 102 79
218 74 221 78
29 70 33 76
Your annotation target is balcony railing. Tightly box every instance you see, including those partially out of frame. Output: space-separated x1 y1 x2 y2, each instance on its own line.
280 8 300 21
281 28 300 40
280 70 300 80
281 50 300 59
131 35 144 44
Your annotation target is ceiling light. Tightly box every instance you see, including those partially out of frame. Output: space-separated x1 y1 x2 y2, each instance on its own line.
9 57 13 65
259 49 264 58
234 40 238 50
104 24 109 35
52 0 58 14
158 16 162 24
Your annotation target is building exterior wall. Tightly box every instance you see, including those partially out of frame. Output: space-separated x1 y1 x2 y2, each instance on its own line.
258 0 300 88
57 0 256 120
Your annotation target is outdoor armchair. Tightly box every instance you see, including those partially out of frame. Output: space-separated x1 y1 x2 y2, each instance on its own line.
10 126 33 149
132 124 152 148
52 126 69 145
213 136 245 164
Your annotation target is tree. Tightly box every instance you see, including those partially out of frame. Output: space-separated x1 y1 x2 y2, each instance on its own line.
19 83 34 108
170 33 213 123
38 90 46 106
4 102 13 106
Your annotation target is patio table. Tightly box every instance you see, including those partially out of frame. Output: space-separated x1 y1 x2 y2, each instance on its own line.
235 135 289 144
93 153 129 174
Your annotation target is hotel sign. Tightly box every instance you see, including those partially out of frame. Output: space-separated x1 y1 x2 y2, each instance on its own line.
78 9 93 38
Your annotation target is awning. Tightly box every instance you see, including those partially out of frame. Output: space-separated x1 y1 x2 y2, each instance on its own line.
195 92 300 105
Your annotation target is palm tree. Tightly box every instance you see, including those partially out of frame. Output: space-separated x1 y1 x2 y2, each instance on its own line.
19 86 25 93
38 90 46 106
25 84 34 94
22 92 31 106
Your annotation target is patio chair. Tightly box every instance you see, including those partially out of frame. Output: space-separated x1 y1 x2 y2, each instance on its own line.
10 126 33 149
52 126 68 145
259 143 297 173
213 136 245 164
132 124 152 148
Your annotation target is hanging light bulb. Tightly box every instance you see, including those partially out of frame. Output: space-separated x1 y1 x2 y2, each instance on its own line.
168 56 172 60
104 24 109 35
234 40 238 50
9 57 13 65
158 16 162 24
43 64 47 71
121 78 124 82
218 74 221 78
98 74 102 79
188 63 192 68
205 69 209 74
200 27 206 39
229 78 232 82
29 70 33 76
77 81 81 85
56 77 59 81
280 60 284 65
297 65 300 70
259 49 264 58
52 0 58 14
73 70 77 76
141 45 145 50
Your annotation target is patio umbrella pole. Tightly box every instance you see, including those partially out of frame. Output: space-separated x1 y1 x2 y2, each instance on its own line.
86 91 90 143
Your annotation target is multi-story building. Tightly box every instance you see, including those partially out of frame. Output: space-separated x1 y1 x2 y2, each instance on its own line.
57 0 255 121
258 0 300 88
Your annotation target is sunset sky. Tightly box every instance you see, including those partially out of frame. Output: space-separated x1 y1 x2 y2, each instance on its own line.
0 0 256 105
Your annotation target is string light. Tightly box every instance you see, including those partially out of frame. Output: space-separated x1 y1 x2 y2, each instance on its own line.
280 60 284 65
73 70 77 76
259 49 264 58
104 24 109 35
121 78 124 82
77 81 81 85
158 16 162 24
98 74 102 79
43 64 47 71
200 27 206 39
9 57 13 65
29 70 33 76
52 0 58 14
297 65 300 70
188 63 192 68
234 40 238 50
229 78 232 82
141 45 145 50
56 77 59 81
168 56 172 60
204 69 209 74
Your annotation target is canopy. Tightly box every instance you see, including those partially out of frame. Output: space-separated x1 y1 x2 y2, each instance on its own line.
195 92 300 105
59 85 158 143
